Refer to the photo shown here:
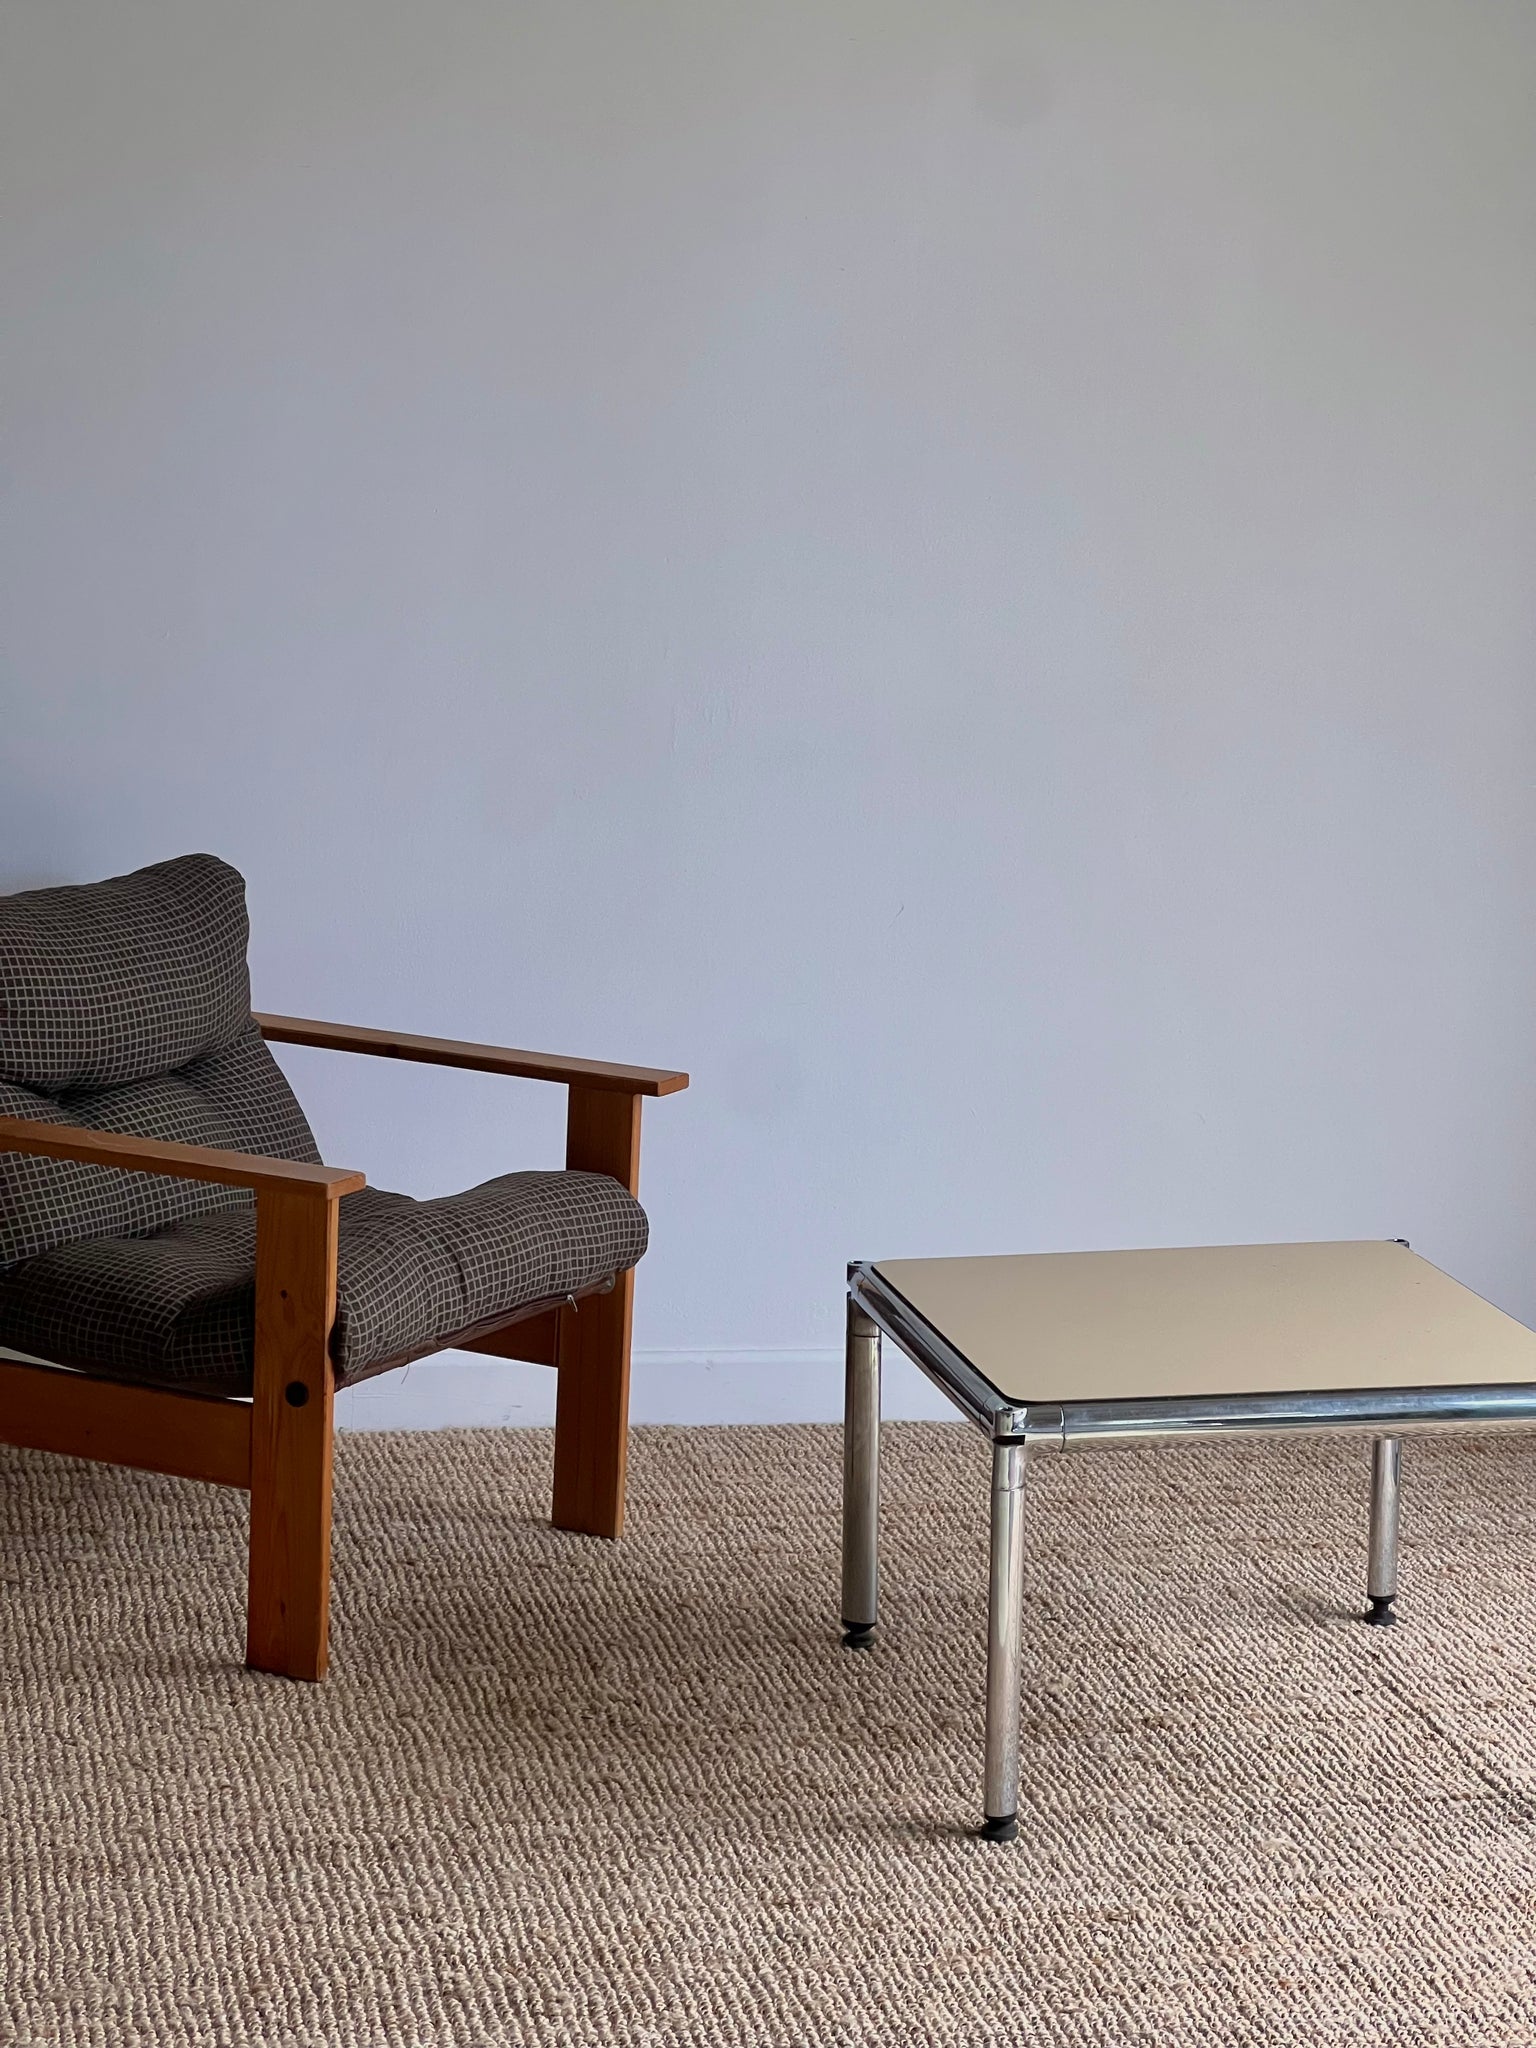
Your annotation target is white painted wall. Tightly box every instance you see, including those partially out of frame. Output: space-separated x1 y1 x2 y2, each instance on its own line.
3 1 1535 1427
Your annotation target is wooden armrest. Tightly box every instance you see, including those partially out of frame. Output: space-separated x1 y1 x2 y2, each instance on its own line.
0 1116 365 1200
255 1013 689 1098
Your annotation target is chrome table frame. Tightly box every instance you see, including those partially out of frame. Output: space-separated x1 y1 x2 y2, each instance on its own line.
841 1256 1536 1844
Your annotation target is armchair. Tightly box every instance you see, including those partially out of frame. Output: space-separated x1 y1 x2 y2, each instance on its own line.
0 856 686 1680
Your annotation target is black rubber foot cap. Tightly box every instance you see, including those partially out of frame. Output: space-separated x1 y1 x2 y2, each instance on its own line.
1365 1596 1397 1628
842 1622 876 1649
981 1813 1019 1844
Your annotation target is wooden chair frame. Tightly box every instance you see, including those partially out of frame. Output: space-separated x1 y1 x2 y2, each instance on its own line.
0 1014 687 1680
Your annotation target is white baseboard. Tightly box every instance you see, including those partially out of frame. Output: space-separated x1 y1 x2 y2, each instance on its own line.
3 1343 956 1432
336 1345 957 1431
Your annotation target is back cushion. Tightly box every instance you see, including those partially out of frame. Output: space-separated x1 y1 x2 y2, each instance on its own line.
0 855 319 1272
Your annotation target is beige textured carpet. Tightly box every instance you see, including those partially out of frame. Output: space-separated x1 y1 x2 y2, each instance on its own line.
3 1423 1536 2047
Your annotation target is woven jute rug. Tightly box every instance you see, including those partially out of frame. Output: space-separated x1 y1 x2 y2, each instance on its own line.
2 1421 1535 2047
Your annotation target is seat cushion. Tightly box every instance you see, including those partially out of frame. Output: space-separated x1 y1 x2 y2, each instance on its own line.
0 856 320 1271
0 1172 648 1396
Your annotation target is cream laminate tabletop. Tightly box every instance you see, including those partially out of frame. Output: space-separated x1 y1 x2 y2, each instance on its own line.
871 1241 1536 1407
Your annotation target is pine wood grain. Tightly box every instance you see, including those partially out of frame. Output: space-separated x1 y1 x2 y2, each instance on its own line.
552 1088 643 1538
246 1186 339 1680
0 1114 364 1198
255 1014 688 1097
0 1358 251 1487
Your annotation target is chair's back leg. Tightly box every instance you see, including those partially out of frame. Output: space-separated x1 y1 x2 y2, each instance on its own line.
553 1087 641 1539
246 1186 340 1679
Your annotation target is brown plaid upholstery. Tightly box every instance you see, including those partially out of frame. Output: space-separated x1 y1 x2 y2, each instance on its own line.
0 857 649 1391
0 1173 647 1395
0 853 255 1093
0 858 319 1271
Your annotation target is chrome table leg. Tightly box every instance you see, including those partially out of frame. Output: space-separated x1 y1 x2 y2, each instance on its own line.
1366 1435 1401 1626
841 1297 881 1648
983 1439 1028 1841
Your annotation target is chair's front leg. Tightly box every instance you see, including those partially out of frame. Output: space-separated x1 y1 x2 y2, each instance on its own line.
553 1086 642 1538
247 1184 341 1679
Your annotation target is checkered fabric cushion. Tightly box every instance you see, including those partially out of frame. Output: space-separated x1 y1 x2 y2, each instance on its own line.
0 853 253 1091
0 851 652 1393
0 857 319 1272
0 1171 648 1395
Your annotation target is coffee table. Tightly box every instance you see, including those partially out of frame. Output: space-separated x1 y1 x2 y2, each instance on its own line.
841 1240 1536 1841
